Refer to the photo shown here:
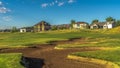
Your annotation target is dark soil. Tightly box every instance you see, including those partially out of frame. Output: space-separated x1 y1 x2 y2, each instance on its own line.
0 38 106 68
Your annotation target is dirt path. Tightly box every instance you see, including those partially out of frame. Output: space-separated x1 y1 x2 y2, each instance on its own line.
0 38 106 68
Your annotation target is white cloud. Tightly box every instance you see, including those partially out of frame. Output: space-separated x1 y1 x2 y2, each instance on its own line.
0 7 11 13
41 3 48 8
68 0 75 3
50 2 55 6
41 0 76 8
0 1 2 5
0 1 11 13
2 16 12 22
55 0 58 3
58 2 64 6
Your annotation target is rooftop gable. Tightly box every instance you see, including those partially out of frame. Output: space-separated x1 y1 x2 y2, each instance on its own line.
75 22 87 24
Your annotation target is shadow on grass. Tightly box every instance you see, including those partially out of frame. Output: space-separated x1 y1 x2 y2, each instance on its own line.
20 56 44 68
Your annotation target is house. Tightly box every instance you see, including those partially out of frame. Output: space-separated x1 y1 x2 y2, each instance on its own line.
34 21 51 32
90 22 107 29
73 22 88 29
106 21 115 29
57 24 70 29
90 23 99 29
20 27 33 32
51 24 70 30
90 21 115 29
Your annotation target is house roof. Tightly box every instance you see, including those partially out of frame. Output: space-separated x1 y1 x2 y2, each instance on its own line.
61 24 70 27
75 22 87 24
20 27 33 29
97 22 106 26
90 22 106 26
34 21 50 26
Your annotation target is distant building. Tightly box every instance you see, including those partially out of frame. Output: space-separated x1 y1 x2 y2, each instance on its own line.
73 22 88 29
34 21 51 32
20 27 33 32
90 21 115 29
51 24 71 30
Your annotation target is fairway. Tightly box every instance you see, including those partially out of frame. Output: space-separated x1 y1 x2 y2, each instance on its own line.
0 29 120 68
0 53 24 68
0 30 95 47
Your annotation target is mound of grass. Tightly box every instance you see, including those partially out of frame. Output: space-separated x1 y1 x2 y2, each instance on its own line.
0 53 24 68
56 37 120 48
0 30 100 47
0 29 119 47
107 26 120 33
71 49 120 66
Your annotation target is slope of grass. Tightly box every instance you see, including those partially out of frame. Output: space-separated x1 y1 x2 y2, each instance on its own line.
0 29 120 68
107 26 120 33
0 30 100 47
0 29 120 47
71 49 120 66
56 36 120 48
0 53 24 68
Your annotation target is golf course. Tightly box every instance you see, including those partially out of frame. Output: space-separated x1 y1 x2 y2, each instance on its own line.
0 27 120 68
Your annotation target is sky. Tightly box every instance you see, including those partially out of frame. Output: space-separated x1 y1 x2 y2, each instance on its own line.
0 0 120 29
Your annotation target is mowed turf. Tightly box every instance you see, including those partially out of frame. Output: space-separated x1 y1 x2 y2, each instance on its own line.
56 32 120 48
0 29 120 68
0 53 24 68
71 49 120 66
0 30 99 47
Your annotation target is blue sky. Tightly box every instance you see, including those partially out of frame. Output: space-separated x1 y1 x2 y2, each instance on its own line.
0 0 120 29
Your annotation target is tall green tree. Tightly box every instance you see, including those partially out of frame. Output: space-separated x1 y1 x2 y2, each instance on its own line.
115 20 120 27
70 20 76 28
11 26 18 32
106 17 115 22
91 19 99 24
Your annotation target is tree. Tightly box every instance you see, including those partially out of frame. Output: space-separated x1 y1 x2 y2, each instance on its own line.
115 20 120 27
91 19 99 24
106 17 115 22
11 26 18 32
70 20 76 28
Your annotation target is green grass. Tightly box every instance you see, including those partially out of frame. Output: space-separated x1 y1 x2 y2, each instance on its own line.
72 49 120 66
55 29 120 48
1 29 120 68
0 53 24 68
0 30 101 47
0 29 120 47
56 37 120 48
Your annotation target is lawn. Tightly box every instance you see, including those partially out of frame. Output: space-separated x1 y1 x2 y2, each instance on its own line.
0 30 98 47
71 49 120 66
56 33 120 49
0 29 120 68
0 53 24 68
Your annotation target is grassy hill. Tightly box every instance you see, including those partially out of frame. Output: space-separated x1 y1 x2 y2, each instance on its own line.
107 26 120 33
0 53 24 68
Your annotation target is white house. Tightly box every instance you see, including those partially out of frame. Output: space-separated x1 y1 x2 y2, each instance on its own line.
90 21 115 29
106 21 115 29
20 28 26 32
20 27 33 33
73 22 88 29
